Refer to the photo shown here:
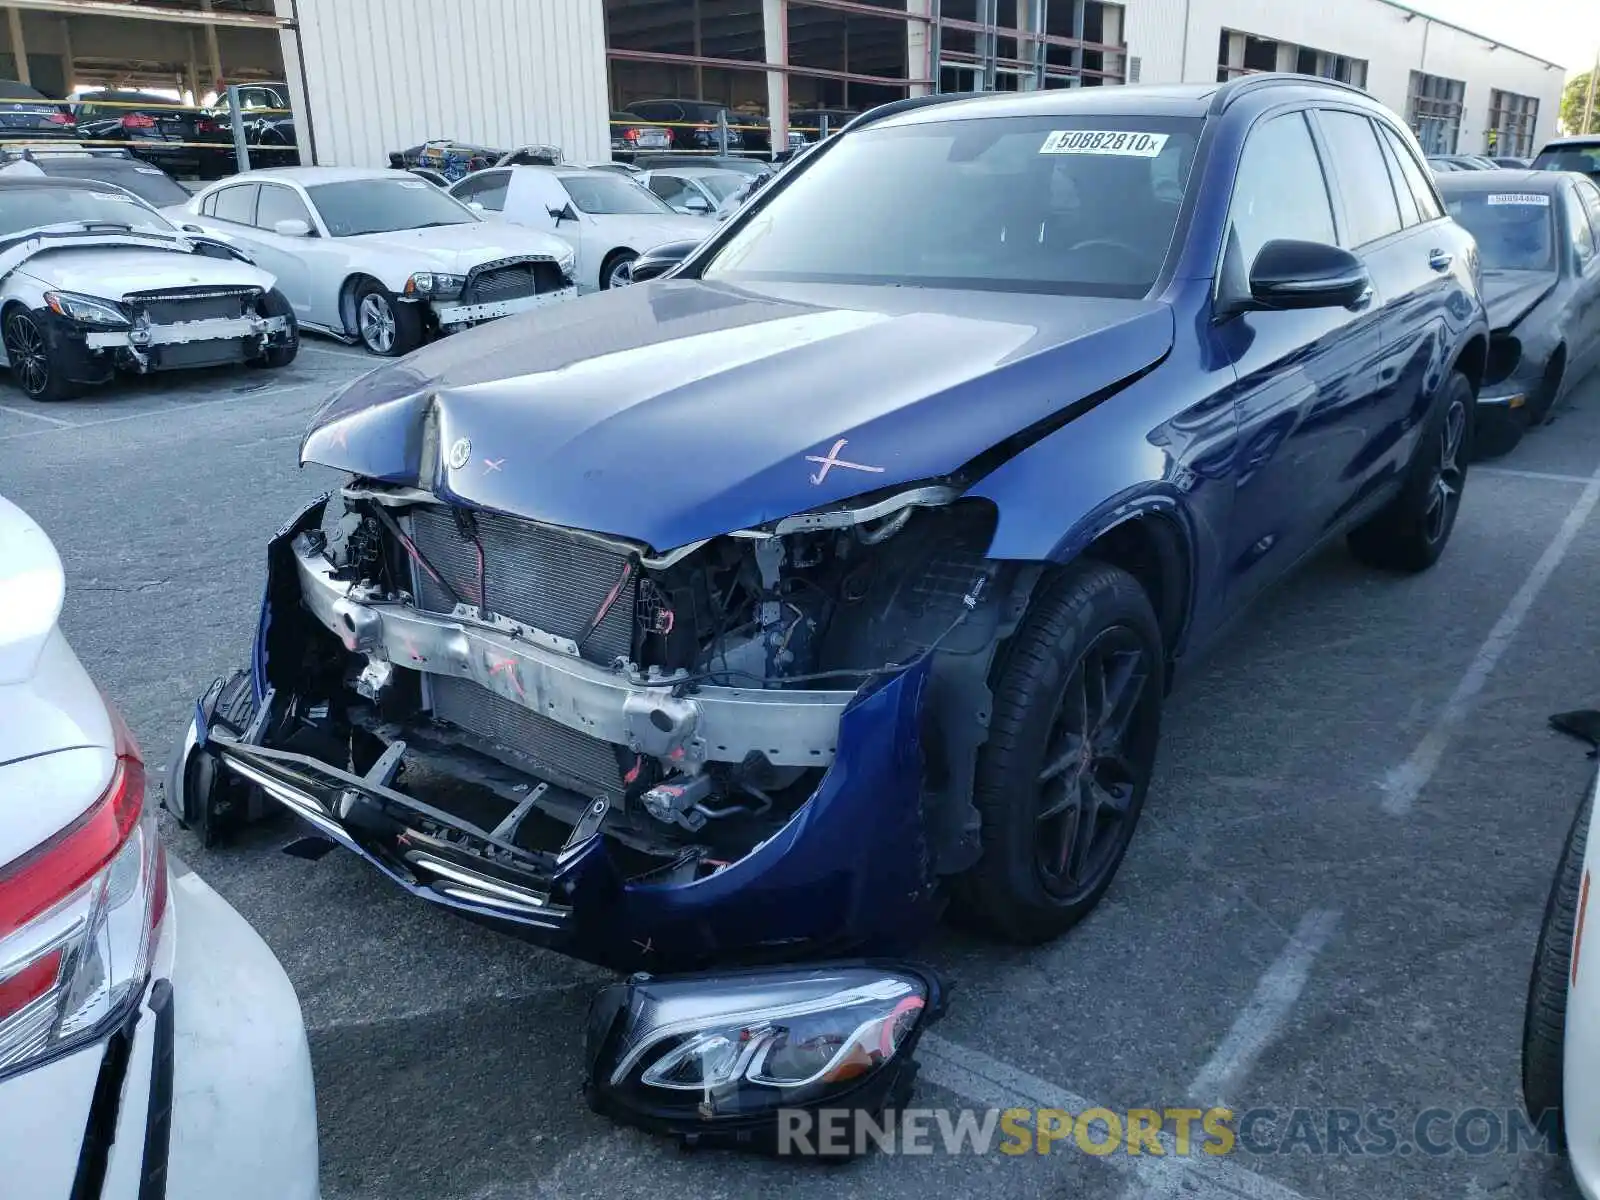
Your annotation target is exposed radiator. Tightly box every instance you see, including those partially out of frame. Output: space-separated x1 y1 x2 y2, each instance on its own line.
404 506 637 798
429 675 626 799
125 286 258 325
407 507 635 666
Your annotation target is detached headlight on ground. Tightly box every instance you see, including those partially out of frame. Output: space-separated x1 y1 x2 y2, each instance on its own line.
44 290 130 327
404 272 466 299
584 962 945 1151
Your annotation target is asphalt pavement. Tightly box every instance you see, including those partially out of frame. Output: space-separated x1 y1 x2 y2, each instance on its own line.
3 340 1598 1200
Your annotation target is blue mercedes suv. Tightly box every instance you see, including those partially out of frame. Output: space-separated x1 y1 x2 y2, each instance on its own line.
170 75 1486 970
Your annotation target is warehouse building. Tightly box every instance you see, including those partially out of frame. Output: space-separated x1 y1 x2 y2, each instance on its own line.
0 1 1570 169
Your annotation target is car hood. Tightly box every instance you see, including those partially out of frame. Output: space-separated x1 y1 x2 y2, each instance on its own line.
349 221 570 268
1480 269 1557 333
301 279 1175 551
17 244 273 297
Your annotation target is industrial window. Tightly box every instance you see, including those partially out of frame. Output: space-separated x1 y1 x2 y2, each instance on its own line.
1486 89 1539 158
1407 71 1466 156
1215 30 1367 88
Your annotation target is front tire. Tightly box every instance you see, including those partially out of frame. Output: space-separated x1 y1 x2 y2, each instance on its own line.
955 560 1164 944
1522 775 1592 1139
4 308 81 402
355 282 422 357
1347 370 1471 573
601 249 637 290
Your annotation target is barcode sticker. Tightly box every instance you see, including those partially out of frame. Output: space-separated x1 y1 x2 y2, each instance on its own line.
1040 130 1169 157
1486 193 1550 206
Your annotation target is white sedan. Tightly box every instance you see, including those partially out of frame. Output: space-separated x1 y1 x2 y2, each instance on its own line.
173 167 578 356
1525 757 1600 1198
449 164 712 291
0 494 318 1199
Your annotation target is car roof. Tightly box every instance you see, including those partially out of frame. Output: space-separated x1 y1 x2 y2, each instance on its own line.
1539 136 1600 149
215 166 398 186
1434 169 1562 192
0 175 123 193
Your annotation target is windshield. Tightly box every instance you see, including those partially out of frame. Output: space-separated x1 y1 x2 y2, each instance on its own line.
47 164 190 207
306 178 477 236
1445 192 1555 271
0 188 174 238
559 172 675 216
1533 144 1600 180
702 114 1201 297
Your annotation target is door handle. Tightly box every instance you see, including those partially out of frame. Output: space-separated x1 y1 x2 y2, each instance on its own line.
1428 249 1453 271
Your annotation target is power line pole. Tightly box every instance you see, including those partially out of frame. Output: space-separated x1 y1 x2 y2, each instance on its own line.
1585 48 1600 134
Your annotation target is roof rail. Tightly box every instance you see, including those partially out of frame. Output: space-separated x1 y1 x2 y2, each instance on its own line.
1209 72 1372 115
842 91 987 134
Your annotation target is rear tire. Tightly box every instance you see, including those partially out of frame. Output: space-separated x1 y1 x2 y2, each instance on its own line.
1348 370 1471 573
954 560 1164 944
1522 774 1593 1140
3 307 81 402
354 281 422 357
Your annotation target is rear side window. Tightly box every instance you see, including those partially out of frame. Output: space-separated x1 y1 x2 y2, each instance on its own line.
1317 110 1404 247
1224 112 1337 285
1377 124 1443 222
211 183 258 224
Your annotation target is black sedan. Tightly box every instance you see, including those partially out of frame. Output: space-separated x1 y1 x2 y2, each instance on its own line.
1438 169 1600 454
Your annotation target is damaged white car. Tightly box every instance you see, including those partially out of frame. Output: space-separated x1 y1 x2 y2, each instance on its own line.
0 176 297 402
177 168 579 357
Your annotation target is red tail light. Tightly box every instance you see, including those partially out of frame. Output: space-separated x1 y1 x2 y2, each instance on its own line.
121 113 157 130
624 128 639 142
47 111 73 126
0 702 165 1070
196 117 220 135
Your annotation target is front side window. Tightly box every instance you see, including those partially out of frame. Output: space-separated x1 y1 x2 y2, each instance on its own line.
1575 178 1600 245
560 173 675 216
1444 190 1556 272
1222 112 1336 291
702 114 1202 297
1563 187 1596 266
454 171 510 212
1317 111 1404 247
647 175 692 206
306 178 477 236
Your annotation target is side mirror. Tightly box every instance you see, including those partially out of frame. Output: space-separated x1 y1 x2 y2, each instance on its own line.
1243 239 1372 312
273 217 313 238
182 223 205 234
548 202 577 224
469 201 486 213
628 238 701 282
682 193 713 214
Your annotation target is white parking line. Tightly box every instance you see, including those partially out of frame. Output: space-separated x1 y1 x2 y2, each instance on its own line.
1478 466 1595 486
0 379 339 443
1380 459 1600 815
919 1034 1309 1200
1187 909 1340 1107
0 401 74 427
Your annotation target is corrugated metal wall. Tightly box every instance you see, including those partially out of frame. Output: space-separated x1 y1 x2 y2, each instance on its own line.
278 0 609 168
1123 0 1567 152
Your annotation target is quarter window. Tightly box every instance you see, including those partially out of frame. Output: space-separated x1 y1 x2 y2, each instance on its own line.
1317 111 1404 247
1222 112 1336 291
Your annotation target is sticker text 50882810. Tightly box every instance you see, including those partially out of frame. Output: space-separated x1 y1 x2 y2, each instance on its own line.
1040 130 1169 157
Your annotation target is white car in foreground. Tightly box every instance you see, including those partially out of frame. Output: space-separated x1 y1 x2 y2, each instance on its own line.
448 164 711 290
0 177 297 401
0 495 319 1199
1525 757 1600 1198
175 167 578 356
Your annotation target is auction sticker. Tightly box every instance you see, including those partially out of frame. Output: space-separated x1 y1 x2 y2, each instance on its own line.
1486 193 1550 206
1040 130 1168 157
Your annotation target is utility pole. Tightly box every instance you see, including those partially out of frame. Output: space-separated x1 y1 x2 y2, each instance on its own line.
1585 47 1599 134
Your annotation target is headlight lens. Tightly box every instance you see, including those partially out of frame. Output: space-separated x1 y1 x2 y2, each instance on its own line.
44 291 130 327
555 249 576 281
404 272 465 299
585 962 943 1142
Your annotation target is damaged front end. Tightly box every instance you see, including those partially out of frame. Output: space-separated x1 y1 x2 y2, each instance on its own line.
168 481 1028 969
